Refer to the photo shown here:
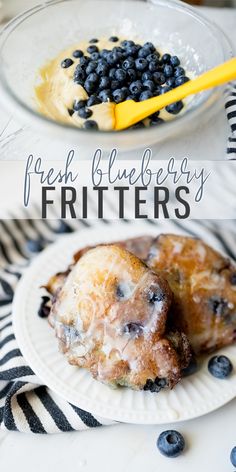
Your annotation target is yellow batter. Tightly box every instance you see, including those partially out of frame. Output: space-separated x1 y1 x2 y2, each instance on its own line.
35 38 184 132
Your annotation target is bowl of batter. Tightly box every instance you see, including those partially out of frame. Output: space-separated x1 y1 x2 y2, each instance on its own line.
0 0 232 151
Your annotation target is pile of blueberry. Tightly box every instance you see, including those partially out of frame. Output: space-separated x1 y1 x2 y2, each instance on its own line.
61 37 190 130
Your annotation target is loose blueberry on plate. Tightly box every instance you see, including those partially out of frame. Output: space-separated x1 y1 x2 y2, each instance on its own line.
208 355 233 379
162 53 171 64
135 58 148 71
61 58 74 69
89 38 99 43
72 49 84 58
170 55 180 67
157 430 185 458
38 296 51 318
87 45 99 54
83 120 98 130
99 89 112 102
87 95 102 107
230 447 236 467
166 101 184 114
143 79 155 92
78 107 93 119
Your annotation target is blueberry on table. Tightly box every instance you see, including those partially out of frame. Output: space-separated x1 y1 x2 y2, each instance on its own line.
78 107 93 119
175 76 190 87
166 101 184 114
73 66 86 84
142 71 152 82
208 355 233 379
126 68 137 82
230 447 236 467
122 57 135 70
96 62 109 77
83 120 98 130
26 239 45 253
182 357 198 377
138 47 150 58
147 53 160 63
153 71 166 85
157 430 185 458
90 52 100 61
111 80 120 91
99 76 110 90
148 61 159 73
38 296 51 318
163 64 174 78
87 96 101 107
109 36 119 42
135 58 148 72
166 77 176 88
143 42 155 53
72 49 84 59
89 38 99 43
143 80 155 92
61 58 74 69
87 45 99 54
73 99 87 111
86 61 97 75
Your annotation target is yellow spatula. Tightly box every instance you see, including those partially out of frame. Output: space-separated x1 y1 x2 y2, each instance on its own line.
114 57 236 131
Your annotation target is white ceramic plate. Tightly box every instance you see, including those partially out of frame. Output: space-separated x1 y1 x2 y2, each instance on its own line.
13 222 236 424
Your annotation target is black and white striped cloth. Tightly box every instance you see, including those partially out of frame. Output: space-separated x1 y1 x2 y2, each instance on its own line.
225 83 236 159
1 216 236 434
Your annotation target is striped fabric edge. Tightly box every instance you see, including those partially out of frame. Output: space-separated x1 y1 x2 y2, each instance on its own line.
0 214 236 433
225 82 236 159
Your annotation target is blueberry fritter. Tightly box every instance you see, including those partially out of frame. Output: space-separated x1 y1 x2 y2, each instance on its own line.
47 245 190 391
51 234 236 356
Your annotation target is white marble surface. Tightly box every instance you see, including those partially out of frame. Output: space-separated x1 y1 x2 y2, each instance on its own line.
1 5 236 472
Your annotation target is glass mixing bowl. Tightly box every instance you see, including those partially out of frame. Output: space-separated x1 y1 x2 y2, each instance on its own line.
0 0 233 151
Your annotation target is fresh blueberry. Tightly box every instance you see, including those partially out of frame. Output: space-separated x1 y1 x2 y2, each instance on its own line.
87 45 99 54
157 430 185 458
122 57 135 70
208 355 233 379
230 273 236 285
73 99 87 111
154 86 162 96
86 61 97 75
126 45 140 57
138 47 150 58
166 77 176 88
87 95 102 107
72 50 84 59
135 58 148 71
124 322 143 338
113 88 127 103
144 377 166 393
68 109 74 117
100 49 109 59
166 101 184 114
98 89 112 102
26 238 45 253
162 53 171 64
153 71 166 85
230 447 236 467
96 62 109 77
142 71 152 82
109 36 119 42
174 66 186 77
148 61 159 73
162 85 172 94
126 68 137 81
147 53 160 63
143 80 155 92
84 78 97 94
126 95 135 101
129 80 143 97
107 50 122 65
55 221 73 234
108 69 116 81
163 64 174 78
182 357 198 377
89 38 99 43
143 42 155 53
121 40 135 48
99 76 110 90
78 107 93 119
140 90 153 101
79 56 90 69
74 66 86 84
175 76 190 87
110 80 120 91
90 52 100 61
61 58 74 69
83 120 98 130
150 117 164 126
170 55 180 67
115 69 127 82
38 296 51 318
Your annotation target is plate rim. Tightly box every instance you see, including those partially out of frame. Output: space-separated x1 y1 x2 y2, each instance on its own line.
12 222 236 424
